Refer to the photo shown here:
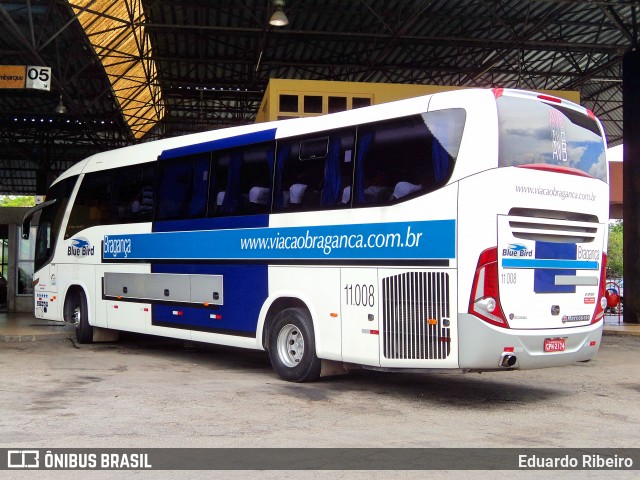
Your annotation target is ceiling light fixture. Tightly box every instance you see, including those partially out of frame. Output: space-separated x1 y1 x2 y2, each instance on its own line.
269 0 289 27
54 95 67 114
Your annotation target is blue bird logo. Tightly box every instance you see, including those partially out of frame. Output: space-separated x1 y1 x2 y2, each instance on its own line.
72 238 89 249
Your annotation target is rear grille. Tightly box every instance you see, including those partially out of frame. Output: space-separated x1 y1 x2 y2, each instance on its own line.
382 272 451 360
507 208 599 244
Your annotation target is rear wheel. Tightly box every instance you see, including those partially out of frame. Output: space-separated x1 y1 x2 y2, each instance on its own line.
268 308 321 382
64 289 92 344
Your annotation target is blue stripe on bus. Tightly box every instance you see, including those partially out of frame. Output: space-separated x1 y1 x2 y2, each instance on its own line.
151 263 267 336
103 219 456 261
502 259 598 269
158 128 277 160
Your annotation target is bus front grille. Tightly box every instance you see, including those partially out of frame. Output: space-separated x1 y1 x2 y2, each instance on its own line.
382 272 451 360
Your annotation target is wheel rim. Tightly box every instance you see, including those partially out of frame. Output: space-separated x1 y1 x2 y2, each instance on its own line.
276 323 304 367
72 304 81 327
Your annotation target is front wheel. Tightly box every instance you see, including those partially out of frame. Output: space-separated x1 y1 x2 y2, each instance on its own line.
268 308 321 382
64 289 92 344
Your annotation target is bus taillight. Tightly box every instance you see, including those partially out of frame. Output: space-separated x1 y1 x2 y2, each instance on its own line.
537 93 562 103
592 252 608 324
469 247 510 328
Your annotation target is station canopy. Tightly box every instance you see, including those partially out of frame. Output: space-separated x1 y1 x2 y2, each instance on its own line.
0 0 633 194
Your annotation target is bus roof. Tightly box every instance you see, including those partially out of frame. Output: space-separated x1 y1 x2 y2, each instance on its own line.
51 89 443 186
51 88 597 188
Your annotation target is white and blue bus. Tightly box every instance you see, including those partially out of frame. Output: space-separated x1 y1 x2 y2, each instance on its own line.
23 88 609 382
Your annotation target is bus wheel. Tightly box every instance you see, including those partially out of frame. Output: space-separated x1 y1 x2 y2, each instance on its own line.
268 308 321 382
65 290 93 344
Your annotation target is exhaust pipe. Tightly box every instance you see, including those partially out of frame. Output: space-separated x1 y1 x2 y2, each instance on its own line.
500 353 517 368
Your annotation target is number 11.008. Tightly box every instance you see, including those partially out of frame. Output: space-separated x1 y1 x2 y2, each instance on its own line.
501 273 517 284
344 284 375 307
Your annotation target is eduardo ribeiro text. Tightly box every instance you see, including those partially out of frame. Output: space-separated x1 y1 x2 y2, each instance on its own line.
519 454 633 469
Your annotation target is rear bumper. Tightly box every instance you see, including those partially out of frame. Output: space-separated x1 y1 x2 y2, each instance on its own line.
458 313 603 370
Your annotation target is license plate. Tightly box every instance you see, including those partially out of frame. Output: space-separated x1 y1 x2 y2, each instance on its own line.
544 338 566 352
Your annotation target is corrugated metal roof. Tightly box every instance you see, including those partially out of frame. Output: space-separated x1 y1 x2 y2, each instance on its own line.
69 0 164 139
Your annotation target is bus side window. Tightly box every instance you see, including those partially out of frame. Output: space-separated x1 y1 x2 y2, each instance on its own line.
156 154 209 221
354 109 465 205
209 152 230 216
354 117 430 205
66 163 157 238
422 109 466 186
274 139 322 211
65 171 113 239
131 164 156 220
242 143 274 215
113 164 156 223
274 128 355 212
324 130 355 208
208 142 274 217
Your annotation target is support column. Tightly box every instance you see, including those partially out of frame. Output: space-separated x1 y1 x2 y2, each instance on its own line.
622 49 640 323
35 169 48 196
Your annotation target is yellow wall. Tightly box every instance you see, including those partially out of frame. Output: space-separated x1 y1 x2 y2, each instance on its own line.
255 78 580 123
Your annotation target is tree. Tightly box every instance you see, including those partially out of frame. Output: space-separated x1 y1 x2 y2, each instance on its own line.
0 196 35 207
607 220 623 278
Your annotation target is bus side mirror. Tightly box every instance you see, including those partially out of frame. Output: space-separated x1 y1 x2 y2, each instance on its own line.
22 211 35 239
22 218 30 239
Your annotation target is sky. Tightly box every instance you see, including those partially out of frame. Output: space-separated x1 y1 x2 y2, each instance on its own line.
608 144 623 162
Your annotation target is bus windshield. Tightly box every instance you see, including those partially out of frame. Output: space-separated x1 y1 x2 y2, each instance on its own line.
34 176 77 271
497 96 606 181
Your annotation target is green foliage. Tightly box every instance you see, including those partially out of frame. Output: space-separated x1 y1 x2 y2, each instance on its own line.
607 220 623 278
0 195 35 207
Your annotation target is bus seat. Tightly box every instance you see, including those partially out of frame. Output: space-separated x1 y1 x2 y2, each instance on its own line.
364 185 392 203
392 181 421 199
341 186 351 204
289 184 307 204
249 186 270 205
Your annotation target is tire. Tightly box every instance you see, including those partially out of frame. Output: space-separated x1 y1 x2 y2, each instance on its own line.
64 289 93 344
268 307 321 382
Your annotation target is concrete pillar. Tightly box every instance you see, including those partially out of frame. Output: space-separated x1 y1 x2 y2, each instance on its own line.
7 224 16 312
36 169 48 196
622 49 640 323
0 208 33 313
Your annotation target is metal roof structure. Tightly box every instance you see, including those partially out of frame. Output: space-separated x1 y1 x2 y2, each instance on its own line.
0 0 635 194
68 0 164 139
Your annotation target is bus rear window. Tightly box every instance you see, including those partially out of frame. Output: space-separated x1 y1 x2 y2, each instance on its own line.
497 96 606 181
